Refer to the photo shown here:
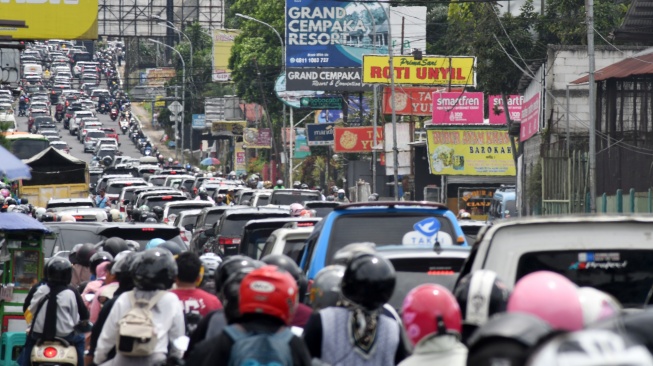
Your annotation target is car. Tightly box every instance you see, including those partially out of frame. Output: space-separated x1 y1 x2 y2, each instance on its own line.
77 119 102 140
163 175 195 188
46 198 95 212
50 140 71 153
43 222 185 257
148 174 172 187
142 194 188 212
269 189 322 205
303 201 341 217
100 127 120 145
260 226 316 264
133 189 183 208
40 130 61 141
378 245 470 311
161 200 214 224
57 207 108 222
90 89 110 102
300 201 469 280
250 190 272 207
93 137 119 154
0 103 16 129
234 189 255 205
201 207 291 256
118 186 172 214
104 178 149 204
83 129 107 152
172 209 204 246
240 217 321 259
455 215 653 308
188 206 235 253
458 219 488 244
487 185 516 222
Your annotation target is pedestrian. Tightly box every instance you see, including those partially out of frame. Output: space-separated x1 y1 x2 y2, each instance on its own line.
95 189 109 208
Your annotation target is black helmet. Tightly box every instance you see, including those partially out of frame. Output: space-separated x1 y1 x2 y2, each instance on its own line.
152 206 164 219
293 181 301 189
159 240 182 255
262 254 308 303
145 217 158 223
77 243 96 267
46 257 73 286
131 208 142 222
143 212 158 222
90 251 113 276
103 237 128 257
222 270 253 323
341 253 396 311
111 250 136 283
454 270 511 342
214 255 262 298
132 248 178 290
310 265 345 310
69 243 84 265
20 197 28 204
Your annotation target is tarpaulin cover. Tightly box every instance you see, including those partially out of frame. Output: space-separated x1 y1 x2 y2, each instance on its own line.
22 147 86 186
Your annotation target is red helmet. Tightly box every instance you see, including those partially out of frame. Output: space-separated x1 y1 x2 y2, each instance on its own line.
239 265 298 324
401 284 462 346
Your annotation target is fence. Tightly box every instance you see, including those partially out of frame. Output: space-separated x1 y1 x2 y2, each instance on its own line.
597 189 653 213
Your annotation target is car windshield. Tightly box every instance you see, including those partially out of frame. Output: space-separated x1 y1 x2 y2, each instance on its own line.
150 177 167 186
326 214 456 265
312 206 336 218
283 239 307 264
516 250 653 307
167 205 209 218
270 191 321 205
255 196 270 206
220 214 289 237
204 212 224 228
181 214 199 228
243 227 286 259
87 131 105 139
386 256 466 310
144 196 186 210
107 182 146 195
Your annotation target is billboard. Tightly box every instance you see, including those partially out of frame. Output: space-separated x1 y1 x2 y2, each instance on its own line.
192 114 206 130
431 92 484 124
144 68 176 86
362 55 476 86
212 29 240 82
307 123 335 146
235 142 246 176
334 127 383 153
210 121 246 136
286 67 371 92
294 128 311 159
243 128 271 149
0 0 98 40
382 87 460 116
426 129 516 176
520 93 540 142
488 95 523 124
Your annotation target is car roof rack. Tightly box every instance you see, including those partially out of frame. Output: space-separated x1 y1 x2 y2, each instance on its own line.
334 201 450 211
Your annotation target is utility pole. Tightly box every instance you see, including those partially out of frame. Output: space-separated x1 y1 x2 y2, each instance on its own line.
387 6 399 201
587 0 597 212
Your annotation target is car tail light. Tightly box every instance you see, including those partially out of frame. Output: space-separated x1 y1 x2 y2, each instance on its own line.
180 231 189 243
43 347 58 358
142 228 155 232
219 237 240 245
427 270 455 276
161 196 173 200
85 137 90 142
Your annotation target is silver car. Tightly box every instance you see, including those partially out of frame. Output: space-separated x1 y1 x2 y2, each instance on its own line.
83 129 106 152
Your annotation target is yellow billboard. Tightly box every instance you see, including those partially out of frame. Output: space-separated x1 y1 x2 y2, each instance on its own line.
426 129 516 176
362 55 476 86
0 1 98 40
212 29 240 82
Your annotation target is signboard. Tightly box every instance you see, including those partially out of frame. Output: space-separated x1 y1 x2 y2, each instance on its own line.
210 121 246 136
314 96 370 123
362 55 476 86
520 93 540 142
488 95 523 124
145 68 176 86
235 142 246 176
334 127 383 153
0 0 99 40
431 92 484 124
300 97 343 109
154 95 165 107
286 67 371 92
457 187 496 220
168 101 183 115
192 114 206 130
307 123 335 145
382 87 458 116
212 29 240 82
384 122 411 175
275 72 323 108
243 128 272 149
294 128 311 159
426 129 516 176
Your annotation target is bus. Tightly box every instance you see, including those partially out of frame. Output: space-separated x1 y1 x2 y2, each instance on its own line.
3 132 50 160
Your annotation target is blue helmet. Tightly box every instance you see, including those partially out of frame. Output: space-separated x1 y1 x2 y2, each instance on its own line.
146 238 165 250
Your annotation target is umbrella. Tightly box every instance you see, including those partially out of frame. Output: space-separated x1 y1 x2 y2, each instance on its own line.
0 145 31 180
200 157 221 166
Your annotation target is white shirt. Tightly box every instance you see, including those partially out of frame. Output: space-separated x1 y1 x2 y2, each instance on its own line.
94 290 185 364
30 285 80 337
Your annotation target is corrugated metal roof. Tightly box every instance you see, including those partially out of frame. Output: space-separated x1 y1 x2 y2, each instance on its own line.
572 52 653 84
614 0 653 43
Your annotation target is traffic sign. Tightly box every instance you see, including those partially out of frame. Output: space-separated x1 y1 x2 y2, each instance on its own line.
300 97 343 110
168 101 183 115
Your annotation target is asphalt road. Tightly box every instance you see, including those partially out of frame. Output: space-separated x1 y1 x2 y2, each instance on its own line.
15 107 144 165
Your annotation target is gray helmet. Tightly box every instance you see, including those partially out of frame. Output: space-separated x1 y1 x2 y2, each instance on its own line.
310 265 345 311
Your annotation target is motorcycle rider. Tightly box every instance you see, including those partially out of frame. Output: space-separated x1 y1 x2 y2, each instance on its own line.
18 94 27 116
336 189 350 203
195 188 215 204
70 243 95 287
273 180 285 190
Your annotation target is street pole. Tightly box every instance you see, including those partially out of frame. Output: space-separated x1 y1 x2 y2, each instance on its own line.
289 107 294 185
148 38 186 164
587 0 597 212
386 5 399 201
362 3 377 194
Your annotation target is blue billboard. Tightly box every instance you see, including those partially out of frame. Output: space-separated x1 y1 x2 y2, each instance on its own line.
286 0 388 68
306 123 335 146
192 114 206 130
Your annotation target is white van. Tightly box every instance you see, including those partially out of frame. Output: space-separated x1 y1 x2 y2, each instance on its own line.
22 63 43 78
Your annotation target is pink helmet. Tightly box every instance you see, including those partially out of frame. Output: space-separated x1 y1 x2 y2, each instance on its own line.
578 287 622 326
507 271 583 331
289 203 304 217
401 284 462 346
0 188 9 198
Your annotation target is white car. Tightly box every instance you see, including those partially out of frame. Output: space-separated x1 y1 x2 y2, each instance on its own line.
261 226 315 262
0 103 16 131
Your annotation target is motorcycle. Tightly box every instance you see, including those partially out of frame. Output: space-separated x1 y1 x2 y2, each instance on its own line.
30 337 77 366
143 146 152 156
110 107 118 121
120 119 129 134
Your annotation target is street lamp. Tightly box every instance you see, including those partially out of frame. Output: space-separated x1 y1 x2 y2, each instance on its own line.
236 13 286 184
148 38 186 164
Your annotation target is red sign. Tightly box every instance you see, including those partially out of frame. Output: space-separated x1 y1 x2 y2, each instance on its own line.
431 92 484 124
334 127 384 153
382 87 460 116
520 93 540 141
488 95 523 124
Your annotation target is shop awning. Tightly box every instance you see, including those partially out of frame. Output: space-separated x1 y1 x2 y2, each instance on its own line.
0 212 51 233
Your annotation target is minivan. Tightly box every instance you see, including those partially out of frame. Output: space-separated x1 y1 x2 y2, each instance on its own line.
487 185 516 222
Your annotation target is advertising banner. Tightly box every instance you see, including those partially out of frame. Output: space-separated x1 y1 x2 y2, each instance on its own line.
300 96 343 109
362 55 476 86
294 128 311 159
192 114 206 130
520 93 540 142
334 127 383 153
275 72 323 108
243 128 272 149
0 0 98 40
212 29 240 82
488 95 523 124
235 142 246 176
145 68 176 86
286 67 371 92
307 123 335 145
314 96 370 123
209 121 246 136
431 92 484 124
382 86 454 116
426 129 516 176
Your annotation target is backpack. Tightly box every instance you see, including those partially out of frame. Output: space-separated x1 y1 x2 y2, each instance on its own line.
117 291 166 357
224 324 294 366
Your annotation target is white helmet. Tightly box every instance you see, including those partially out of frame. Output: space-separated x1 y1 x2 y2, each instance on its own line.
60 213 76 222
109 209 122 222
578 287 622 326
